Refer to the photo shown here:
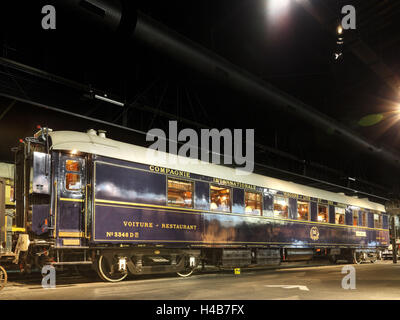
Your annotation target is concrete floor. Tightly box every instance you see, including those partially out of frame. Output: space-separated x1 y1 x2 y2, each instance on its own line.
1 261 400 300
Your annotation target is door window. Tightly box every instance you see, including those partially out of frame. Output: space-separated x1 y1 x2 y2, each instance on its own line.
65 159 82 192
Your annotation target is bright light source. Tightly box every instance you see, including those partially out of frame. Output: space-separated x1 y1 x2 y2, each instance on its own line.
267 0 291 16
337 25 343 35
94 94 124 107
334 52 343 60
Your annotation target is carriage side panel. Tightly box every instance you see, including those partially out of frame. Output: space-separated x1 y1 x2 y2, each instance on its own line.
92 161 203 244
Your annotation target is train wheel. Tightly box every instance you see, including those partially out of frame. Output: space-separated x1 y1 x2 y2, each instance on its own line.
177 267 195 278
95 255 128 283
0 266 7 291
353 251 363 264
176 255 196 278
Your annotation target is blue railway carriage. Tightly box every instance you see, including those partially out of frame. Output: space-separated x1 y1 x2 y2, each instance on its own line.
1 128 389 282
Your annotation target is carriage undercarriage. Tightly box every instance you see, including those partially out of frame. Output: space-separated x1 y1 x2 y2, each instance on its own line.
0 244 384 284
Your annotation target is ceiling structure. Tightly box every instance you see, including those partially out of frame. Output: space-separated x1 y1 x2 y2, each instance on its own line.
1 0 400 204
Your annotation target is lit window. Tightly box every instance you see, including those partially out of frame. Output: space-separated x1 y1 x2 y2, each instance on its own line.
335 207 345 224
353 211 359 226
66 159 80 172
167 178 193 208
298 201 309 221
210 185 231 212
65 159 81 192
273 196 288 219
318 205 328 222
359 211 367 227
374 213 382 228
66 173 81 191
245 191 262 215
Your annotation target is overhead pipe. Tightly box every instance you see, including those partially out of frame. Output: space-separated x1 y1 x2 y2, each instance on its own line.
37 1 400 168
132 12 400 164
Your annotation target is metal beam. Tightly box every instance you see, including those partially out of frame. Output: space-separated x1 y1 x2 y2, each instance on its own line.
130 12 400 170
298 0 400 93
0 99 16 121
16 0 400 170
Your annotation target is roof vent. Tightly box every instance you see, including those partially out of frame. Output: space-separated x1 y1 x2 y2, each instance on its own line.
87 129 97 136
98 130 106 138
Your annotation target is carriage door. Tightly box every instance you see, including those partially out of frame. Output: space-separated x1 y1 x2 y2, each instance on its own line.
57 154 86 245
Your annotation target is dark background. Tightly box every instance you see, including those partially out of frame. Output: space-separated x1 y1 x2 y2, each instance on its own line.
0 0 400 204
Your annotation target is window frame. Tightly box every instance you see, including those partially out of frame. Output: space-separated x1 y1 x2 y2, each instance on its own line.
374 213 383 229
244 190 263 216
297 200 310 221
359 211 367 227
209 184 232 213
353 211 359 226
166 177 194 209
335 207 346 225
273 195 289 220
64 158 84 193
317 204 328 223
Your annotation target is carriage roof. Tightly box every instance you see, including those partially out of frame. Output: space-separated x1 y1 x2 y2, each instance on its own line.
49 130 386 212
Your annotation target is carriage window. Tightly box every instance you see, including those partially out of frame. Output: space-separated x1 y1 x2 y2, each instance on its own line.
245 191 262 215
298 201 309 221
353 211 359 226
374 214 382 228
66 159 80 172
210 185 231 212
335 207 345 224
65 159 81 192
66 173 81 191
273 196 288 219
318 205 328 222
360 211 367 227
167 178 193 208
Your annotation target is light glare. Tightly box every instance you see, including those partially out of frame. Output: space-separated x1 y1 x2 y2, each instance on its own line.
268 0 290 16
